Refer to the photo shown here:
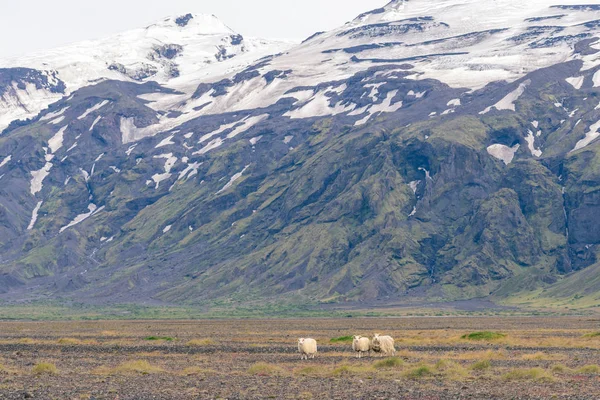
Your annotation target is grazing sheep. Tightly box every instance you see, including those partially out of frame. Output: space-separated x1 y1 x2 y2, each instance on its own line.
372 333 395 356
298 338 317 360
352 335 371 358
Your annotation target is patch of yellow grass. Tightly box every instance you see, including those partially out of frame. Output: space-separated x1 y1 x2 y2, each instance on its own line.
502 368 553 382
186 339 216 346
95 360 163 375
403 364 435 379
434 359 469 380
330 364 375 376
470 360 491 371
521 352 564 361
577 365 600 374
295 366 325 376
247 362 284 376
551 364 572 374
447 350 507 361
32 362 58 375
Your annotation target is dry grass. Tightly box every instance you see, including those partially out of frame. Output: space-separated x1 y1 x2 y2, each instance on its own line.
403 365 435 379
577 365 600 374
502 368 553 382
186 339 216 346
330 364 375 376
57 338 98 345
448 350 508 361
247 363 284 376
521 352 564 361
181 366 217 376
471 359 492 371
373 357 404 369
295 366 325 376
32 362 58 375
95 360 164 375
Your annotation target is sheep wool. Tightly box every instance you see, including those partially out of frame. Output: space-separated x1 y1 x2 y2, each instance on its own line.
372 334 396 356
298 338 318 360
352 335 371 358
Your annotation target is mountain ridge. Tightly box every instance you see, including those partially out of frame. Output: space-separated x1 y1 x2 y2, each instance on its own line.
0 1 600 310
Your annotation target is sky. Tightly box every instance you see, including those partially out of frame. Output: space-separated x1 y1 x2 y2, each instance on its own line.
0 0 385 58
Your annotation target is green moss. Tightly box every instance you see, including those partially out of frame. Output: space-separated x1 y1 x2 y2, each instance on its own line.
461 332 506 341
330 336 353 343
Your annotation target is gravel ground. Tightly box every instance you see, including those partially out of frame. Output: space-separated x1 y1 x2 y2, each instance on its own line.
0 317 599 399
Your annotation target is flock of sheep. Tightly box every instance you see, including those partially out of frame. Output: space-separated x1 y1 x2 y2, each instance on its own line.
298 334 395 360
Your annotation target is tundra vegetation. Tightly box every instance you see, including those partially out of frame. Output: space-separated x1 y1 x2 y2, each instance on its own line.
0 317 598 398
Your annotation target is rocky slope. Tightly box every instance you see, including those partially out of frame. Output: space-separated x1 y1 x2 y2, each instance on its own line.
1 0 600 307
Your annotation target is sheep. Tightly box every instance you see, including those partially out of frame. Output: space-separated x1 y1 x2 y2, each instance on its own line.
352 335 371 358
371 333 395 356
298 338 317 360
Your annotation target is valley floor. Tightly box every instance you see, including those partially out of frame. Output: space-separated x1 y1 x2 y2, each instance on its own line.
0 317 599 399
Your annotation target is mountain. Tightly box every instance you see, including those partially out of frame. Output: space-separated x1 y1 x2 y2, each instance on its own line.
0 13 291 133
1 1 600 309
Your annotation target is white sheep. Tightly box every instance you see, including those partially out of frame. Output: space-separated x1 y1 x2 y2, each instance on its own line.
352 335 371 358
371 333 395 356
298 338 317 360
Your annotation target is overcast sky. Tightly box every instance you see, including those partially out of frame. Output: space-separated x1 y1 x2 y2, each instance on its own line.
0 0 384 58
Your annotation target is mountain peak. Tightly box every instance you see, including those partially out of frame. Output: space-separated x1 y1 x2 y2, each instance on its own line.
352 0 407 25
153 13 235 35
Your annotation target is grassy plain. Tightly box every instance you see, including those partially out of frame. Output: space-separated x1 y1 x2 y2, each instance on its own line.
0 317 599 399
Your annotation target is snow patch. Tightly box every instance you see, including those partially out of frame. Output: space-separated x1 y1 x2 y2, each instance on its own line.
155 134 175 148
594 71 600 88
89 116 102 131
30 161 53 195
480 81 529 114
487 144 520 165
566 76 585 90
163 225 172 234
48 126 68 153
525 130 542 157
59 203 104 233
0 155 11 169
447 99 461 107
217 165 250 194
353 90 403 126
249 136 262 146
572 121 600 152
27 201 43 230
178 161 202 180
152 153 177 188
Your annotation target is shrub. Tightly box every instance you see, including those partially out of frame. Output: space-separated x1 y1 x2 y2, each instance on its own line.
58 338 81 345
374 357 403 369
577 365 600 374
471 360 491 371
403 365 434 379
461 332 506 341
32 362 58 375
502 368 553 382
144 336 174 342
330 336 353 343
112 360 163 375
551 364 571 374
247 363 283 376
583 332 600 338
